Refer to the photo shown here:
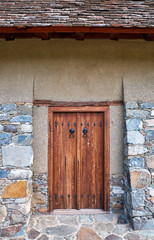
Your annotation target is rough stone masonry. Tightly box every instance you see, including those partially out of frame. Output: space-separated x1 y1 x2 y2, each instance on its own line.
0 103 33 237
124 102 154 230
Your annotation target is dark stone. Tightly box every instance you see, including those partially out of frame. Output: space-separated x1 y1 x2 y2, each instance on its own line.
4 125 18 133
38 234 49 240
105 234 122 240
124 232 140 240
0 170 7 179
46 225 77 236
1 225 23 237
146 131 154 141
28 228 40 239
117 215 128 224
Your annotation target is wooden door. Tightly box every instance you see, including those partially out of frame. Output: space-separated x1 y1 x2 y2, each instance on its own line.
79 112 104 209
48 107 110 211
53 112 77 209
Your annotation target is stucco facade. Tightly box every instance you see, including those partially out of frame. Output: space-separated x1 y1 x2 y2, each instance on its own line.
0 39 154 236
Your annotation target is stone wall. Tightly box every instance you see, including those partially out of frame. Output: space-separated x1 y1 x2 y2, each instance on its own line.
124 102 154 230
32 173 48 213
0 103 33 237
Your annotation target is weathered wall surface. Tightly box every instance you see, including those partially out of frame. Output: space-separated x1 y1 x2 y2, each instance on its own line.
0 39 153 104
0 38 149 176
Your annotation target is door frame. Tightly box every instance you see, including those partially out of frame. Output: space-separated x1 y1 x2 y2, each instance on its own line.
48 106 110 211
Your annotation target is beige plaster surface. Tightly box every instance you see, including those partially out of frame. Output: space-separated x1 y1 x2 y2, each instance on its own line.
33 106 48 173
33 105 124 174
110 105 124 174
0 39 153 103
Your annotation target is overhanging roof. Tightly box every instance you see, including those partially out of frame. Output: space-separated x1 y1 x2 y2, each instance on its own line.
0 0 154 40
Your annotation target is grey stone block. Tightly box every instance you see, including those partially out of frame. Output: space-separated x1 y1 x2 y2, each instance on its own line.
21 124 33 133
11 115 32 123
131 190 145 209
146 131 154 141
12 134 33 146
127 131 144 145
0 133 12 139
17 105 33 115
2 104 16 112
126 119 142 131
3 124 18 133
8 169 32 180
141 103 154 109
125 102 138 109
2 145 33 167
126 110 149 119
128 157 144 168
45 225 77 236
0 113 10 121
132 217 148 230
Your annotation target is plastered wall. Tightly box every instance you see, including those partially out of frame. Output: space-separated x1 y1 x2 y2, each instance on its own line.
0 39 153 175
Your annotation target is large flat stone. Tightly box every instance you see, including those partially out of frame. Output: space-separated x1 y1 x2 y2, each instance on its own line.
12 134 33 146
124 232 140 240
2 180 27 199
126 119 142 131
8 169 32 180
17 105 33 115
95 214 117 223
78 215 93 223
21 124 33 133
11 115 32 123
8 200 31 215
125 102 138 109
2 104 16 112
2 145 33 167
128 146 148 155
127 131 144 145
78 227 101 240
58 215 78 225
126 110 149 119
130 169 151 189
46 225 77 236
131 190 145 208
1 225 23 237
132 217 148 230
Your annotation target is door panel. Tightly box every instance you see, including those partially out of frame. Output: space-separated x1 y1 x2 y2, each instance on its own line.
52 111 104 210
79 112 104 209
53 112 77 209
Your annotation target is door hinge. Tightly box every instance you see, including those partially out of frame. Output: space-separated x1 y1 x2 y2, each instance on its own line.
49 120 51 131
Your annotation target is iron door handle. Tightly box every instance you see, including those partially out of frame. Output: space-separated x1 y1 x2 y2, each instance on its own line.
69 128 75 138
82 128 88 137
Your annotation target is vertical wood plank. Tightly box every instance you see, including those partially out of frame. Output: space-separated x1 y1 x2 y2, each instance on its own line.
104 108 110 211
77 113 81 210
48 110 53 212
